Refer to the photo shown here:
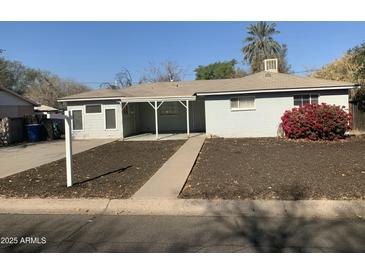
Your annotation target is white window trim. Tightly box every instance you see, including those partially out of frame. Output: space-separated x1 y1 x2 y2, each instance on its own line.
71 108 84 132
85 104 102 115
230 96 256 111
104 108 118 131
293 93 320 106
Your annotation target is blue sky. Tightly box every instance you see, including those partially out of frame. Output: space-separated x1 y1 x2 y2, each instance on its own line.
1 22 365 89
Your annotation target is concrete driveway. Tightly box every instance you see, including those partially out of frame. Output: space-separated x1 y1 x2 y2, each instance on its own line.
0 139 116 178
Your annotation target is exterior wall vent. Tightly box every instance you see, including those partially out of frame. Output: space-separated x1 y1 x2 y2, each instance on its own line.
264 59 278 73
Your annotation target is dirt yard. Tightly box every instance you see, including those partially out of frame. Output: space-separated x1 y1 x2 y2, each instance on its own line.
179 137 365 200
0 140 184 199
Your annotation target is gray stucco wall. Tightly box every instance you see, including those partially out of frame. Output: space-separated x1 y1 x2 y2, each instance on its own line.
204 90 349 138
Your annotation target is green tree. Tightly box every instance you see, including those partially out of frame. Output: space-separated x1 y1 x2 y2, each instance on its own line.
348 42 365 83
311 54 356 82
242 21 287 73
194 59 247 80
311 42 365 105
277 44 292 73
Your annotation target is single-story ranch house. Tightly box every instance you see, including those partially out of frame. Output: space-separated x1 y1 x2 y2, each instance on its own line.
59 62 357 139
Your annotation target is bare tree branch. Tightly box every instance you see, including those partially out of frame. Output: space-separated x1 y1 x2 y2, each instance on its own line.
139 60 183 83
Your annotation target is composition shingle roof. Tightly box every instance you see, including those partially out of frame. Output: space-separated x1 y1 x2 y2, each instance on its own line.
59 71 357 101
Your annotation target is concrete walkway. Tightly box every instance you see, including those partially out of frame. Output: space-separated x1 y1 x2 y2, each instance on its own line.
132 134 206 199
0 139 115 178
124 132 202 141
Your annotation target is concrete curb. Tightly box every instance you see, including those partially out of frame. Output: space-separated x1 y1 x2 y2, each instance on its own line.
0 198 110 215
106 199 365 218
0 198 364 218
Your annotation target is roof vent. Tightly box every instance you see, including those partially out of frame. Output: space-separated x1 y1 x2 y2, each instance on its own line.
264 58 278 73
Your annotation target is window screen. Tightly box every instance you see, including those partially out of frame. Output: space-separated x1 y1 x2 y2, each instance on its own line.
293 94 319 106
72 110 83 130
302 94 310 105
230 96 255 110
230 98 239 109
85 105 101 113
239 97 255 109
311 94 319 104
160 102 179 115
105 109 116 129
294 95 302 106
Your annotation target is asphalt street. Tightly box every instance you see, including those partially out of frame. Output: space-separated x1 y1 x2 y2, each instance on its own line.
0 213 364 252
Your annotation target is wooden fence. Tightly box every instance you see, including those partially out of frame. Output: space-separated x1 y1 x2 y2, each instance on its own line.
350 102 365 135
0 115 64 146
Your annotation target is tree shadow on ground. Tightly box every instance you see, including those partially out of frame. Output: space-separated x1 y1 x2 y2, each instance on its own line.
166 197 365 252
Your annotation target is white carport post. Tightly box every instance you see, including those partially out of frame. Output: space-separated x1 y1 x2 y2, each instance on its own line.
186 100 190 137
147 101 164 140
179 100 190 138
64 110 73 187
154 101 159 140
119 101 129 140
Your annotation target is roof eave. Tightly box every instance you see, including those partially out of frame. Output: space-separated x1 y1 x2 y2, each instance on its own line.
58 95 196 103
121 95 196 102
57 96 122 102
196 85 357 96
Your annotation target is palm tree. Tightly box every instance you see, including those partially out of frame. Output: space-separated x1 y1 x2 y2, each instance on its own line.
242 21 282 72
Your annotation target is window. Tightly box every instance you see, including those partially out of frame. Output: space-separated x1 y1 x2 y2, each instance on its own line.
105 109 116 129
160 102 179 115
72 110 83 130
123 104 134 115
85 105 101 113
230 96 255 110
293 94 319 106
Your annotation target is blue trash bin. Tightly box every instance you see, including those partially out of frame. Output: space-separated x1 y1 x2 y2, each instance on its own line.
26 124 43 142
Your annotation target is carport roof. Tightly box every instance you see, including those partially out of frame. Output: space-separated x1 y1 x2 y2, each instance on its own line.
58 71 358 102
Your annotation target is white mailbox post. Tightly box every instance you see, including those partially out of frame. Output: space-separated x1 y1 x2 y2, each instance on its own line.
47 111 73 187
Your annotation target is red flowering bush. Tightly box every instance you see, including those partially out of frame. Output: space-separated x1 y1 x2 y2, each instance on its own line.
281 103 352 141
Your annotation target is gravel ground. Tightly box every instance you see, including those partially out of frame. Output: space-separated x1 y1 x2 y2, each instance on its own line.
179 137 365 200
0 140 184 199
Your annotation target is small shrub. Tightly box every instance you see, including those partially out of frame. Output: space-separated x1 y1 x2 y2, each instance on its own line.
280 103 352 141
